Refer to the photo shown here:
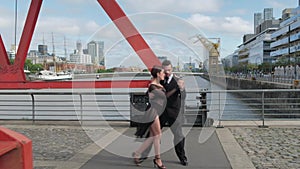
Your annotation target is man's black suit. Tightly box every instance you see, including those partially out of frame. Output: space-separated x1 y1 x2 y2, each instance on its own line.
160 75 187 162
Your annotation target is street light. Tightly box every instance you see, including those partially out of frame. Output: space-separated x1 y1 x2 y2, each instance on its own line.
12 0 18 60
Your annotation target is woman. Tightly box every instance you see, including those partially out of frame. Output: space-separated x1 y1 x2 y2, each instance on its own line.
132 65 167 169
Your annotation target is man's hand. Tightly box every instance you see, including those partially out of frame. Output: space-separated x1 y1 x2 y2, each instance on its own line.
177 79 185 90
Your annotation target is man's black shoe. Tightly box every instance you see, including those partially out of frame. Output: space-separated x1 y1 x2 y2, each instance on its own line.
180 159 188 166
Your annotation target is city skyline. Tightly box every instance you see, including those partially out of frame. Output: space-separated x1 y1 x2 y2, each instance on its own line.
0 0 298 68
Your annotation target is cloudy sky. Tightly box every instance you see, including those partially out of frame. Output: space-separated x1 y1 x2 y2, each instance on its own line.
0 0 298 68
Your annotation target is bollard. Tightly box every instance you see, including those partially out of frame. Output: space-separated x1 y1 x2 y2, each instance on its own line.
0 126 33 169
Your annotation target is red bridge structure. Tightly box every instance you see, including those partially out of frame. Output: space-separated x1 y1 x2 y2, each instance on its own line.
0 0 161 89
0 0 161 168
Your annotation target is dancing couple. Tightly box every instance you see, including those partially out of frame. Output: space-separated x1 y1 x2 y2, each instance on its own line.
132 60 188 168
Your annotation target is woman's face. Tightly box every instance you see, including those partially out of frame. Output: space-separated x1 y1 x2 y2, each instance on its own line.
157 70 165 81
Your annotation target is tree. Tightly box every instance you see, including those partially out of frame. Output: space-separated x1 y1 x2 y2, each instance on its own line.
247 63 258 72
97 68 114 73
258 62 275 73
30 64 44 73
24 59 43 73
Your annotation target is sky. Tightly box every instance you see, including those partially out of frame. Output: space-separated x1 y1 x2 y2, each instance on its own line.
0 0 298 68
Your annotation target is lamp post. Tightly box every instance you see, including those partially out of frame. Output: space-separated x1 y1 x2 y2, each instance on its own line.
13 0 18 60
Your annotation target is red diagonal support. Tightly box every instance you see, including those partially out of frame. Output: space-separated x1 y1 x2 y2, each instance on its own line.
0 35 9 66
14 0 43 81
0 0 157 88
0 0 42 82
97 0 161 71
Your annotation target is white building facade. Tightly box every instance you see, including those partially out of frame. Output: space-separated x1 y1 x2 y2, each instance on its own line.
270 7 300 63
70 40 92 64
238 28 277 65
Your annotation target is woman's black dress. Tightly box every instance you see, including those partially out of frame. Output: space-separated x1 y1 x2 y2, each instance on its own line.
134 84 166 138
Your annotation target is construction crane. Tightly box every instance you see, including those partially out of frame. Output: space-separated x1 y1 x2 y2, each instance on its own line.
191 34 220 74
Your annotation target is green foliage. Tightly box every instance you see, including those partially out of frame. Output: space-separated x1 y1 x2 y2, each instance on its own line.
30 64 44 73
24 59 44 73
258 62 273 73
247 63 258 71
97 68 114 73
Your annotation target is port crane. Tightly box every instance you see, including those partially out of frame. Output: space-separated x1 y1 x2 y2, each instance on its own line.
191 34 220 74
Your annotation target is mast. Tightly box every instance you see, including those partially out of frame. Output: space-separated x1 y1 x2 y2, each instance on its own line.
13 0 18 60
42 32 45 45
64 36 67 58
51 32 56 72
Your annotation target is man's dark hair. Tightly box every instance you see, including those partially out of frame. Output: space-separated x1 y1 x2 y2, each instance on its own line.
162 60 172 66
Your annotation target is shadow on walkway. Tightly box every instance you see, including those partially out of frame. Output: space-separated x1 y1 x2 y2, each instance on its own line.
80 128 231 169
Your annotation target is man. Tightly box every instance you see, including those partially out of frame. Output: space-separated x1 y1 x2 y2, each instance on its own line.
139 60 188 166
160 60 188 166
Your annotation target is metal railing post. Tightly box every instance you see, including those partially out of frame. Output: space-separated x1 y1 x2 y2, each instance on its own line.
259 91 268 128
30 94 35 124
79 94 83 124
217 91 224 128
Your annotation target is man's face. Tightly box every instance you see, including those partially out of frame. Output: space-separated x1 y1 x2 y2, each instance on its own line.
163 64 172 77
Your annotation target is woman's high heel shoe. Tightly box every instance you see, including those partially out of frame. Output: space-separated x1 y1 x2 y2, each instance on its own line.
153 158 166 169
132 152 141 166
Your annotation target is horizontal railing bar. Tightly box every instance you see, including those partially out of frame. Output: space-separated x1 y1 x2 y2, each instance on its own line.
30 109 130 112
0 109 32 111
264 114 300 116
31 100 129 103
29 105 129 107
209 108 261 111
218 103 262 106
0 88 299 94
0 92 142 95
0 100 32 102
0 105 32 107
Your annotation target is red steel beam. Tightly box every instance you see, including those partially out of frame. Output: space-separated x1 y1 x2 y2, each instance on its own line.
0 0 156 89
0 80 150 89
14 0 43 81
97 0 161 71
0 35 9 66
0 0 43 82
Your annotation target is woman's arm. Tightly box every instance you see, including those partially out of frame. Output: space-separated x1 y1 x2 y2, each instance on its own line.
165 87 178 98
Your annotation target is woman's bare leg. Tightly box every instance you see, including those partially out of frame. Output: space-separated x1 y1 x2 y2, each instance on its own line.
134 116 161 158
150 116 163 166
136 116 160 154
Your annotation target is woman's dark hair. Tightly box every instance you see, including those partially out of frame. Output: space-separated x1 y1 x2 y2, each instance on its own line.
151 65 163 78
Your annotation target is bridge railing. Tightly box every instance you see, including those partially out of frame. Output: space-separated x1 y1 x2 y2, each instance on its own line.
0 89 299 127
204 89 300 127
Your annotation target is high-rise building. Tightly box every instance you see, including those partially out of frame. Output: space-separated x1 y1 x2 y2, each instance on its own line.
38 44 48 55
264 8 273 21
87 41 105 66
70 41 92 64
76 40 83 53
254 13 262 33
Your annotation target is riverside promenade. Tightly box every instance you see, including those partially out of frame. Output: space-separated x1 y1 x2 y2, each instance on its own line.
1 120 300 169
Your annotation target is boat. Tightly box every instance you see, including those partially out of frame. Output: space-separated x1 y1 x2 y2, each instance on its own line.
29 70 73 81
